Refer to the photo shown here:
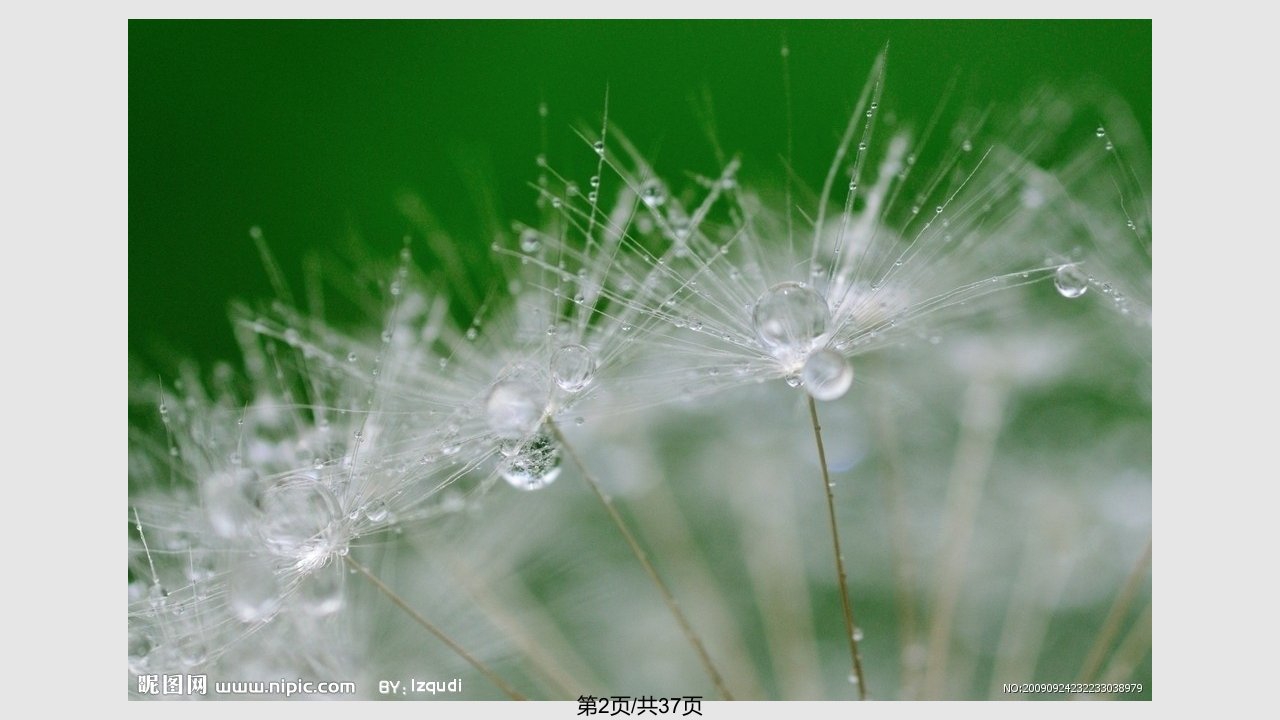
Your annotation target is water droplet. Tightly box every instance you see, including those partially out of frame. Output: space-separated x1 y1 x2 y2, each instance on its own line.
228 555 281 623
853 627 865 642
485 372 547 439
299 560 345 616
362 500 388 523
258 475 342 562
593 140 605 156
784 373 802 388
962 139 973 152
1054 265 1089 299
641 179 666 208
551 344 597 393
347 351 357 363
589 175 600 188
802 349 854 401
501 431 562 491
935 206 943 214
847 673 860 686
857 141 867 151
465 326 478 341
1096 125 1106 137
752 282 830 363
179 636 208 667
688 318 704 331
1105 140 1114 152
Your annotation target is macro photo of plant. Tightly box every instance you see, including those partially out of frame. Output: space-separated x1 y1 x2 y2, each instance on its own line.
128 19 1152 702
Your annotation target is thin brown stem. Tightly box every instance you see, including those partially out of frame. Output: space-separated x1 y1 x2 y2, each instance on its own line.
808 395 868 699
1076 538 1152 685
344 555 527 701
548 419 735 700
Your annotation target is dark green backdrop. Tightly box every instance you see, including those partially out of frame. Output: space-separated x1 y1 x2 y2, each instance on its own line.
129 20 1151 366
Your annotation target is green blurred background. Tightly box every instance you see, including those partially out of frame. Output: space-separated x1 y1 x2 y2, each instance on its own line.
129 19 1150 366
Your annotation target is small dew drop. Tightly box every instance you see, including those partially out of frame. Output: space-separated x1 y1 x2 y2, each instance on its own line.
519 230 540 253
593 140 605 156
1096 125 1106 137
551 344 597 393
784 373 802 388
362 500 388 523
961 139 973 152
347 351 357 363
1054 265 1089 299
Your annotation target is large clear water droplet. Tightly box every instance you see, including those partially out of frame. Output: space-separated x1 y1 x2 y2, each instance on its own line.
752 282 830 361
802 349 854 401
551 344 597 393
1055 265 1089 299
299 560 345 616
228 555 281 623
501 431 562 491
258 475 341 563
485 371 547 440
202 468 259 539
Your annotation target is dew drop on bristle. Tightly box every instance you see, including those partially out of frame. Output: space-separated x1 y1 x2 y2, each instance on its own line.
641 180 667 208
785 373 802 388
802 349 854 401
485 374 547 439
551 344 597 393
593 140 605 156
752 282 830 360
1054 265 1089 299
362 499 388 523
501 432 563 491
